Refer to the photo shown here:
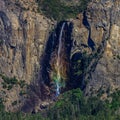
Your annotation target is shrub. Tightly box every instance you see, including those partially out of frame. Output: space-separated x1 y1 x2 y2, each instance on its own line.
37 0 90 21
0 74 26 90
18 80 26 88
46 89 120 120
0 89 120 119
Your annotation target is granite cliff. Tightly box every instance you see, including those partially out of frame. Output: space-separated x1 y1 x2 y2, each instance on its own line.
0 0 53 83
0 0 54 111
72 0 120 96
0 0 120 112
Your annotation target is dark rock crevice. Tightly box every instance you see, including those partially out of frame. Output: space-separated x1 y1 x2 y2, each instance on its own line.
0 11 12 45
83 11 95 51
70 7 111 91
22 21 73 113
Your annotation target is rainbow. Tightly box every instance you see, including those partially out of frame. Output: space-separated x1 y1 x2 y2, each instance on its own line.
50 23 69 96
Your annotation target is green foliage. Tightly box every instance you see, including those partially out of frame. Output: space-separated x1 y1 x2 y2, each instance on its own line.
46 89 120 120
0 39 3 45
0 99 44 120
107 90 120 110
18 80 26 88
0 74 26 90
72 51 91 77
7 85 13 90
117 55 120 59
19 90 26 96
0 74 18 90
37 0 90 21
0 74 18 85
0 98 4 111
12 101 17 106
0 89 120 120
73 59 82 76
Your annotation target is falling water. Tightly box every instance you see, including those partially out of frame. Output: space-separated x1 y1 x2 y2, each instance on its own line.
56 22 66 96
49 22 70 97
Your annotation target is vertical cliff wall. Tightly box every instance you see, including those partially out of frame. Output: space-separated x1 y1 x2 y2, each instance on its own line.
0 0 120 112
0 0 53 82
0 0 54 111
71 0 120 96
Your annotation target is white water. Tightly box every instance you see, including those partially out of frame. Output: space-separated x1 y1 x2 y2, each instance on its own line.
56 22 66 96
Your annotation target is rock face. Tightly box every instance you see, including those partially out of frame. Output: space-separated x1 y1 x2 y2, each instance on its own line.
0 0 53 82
71 0 120 95
0 0 120 112
86 0 120 95
0 0 53 111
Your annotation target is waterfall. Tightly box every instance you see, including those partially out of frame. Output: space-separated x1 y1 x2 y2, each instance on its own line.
22 21 72 112
48 21 72 97
50 22 68 97
56 22 65 96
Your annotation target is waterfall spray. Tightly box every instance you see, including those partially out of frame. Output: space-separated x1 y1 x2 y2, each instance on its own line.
50 22 68 96
56 23 65 96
